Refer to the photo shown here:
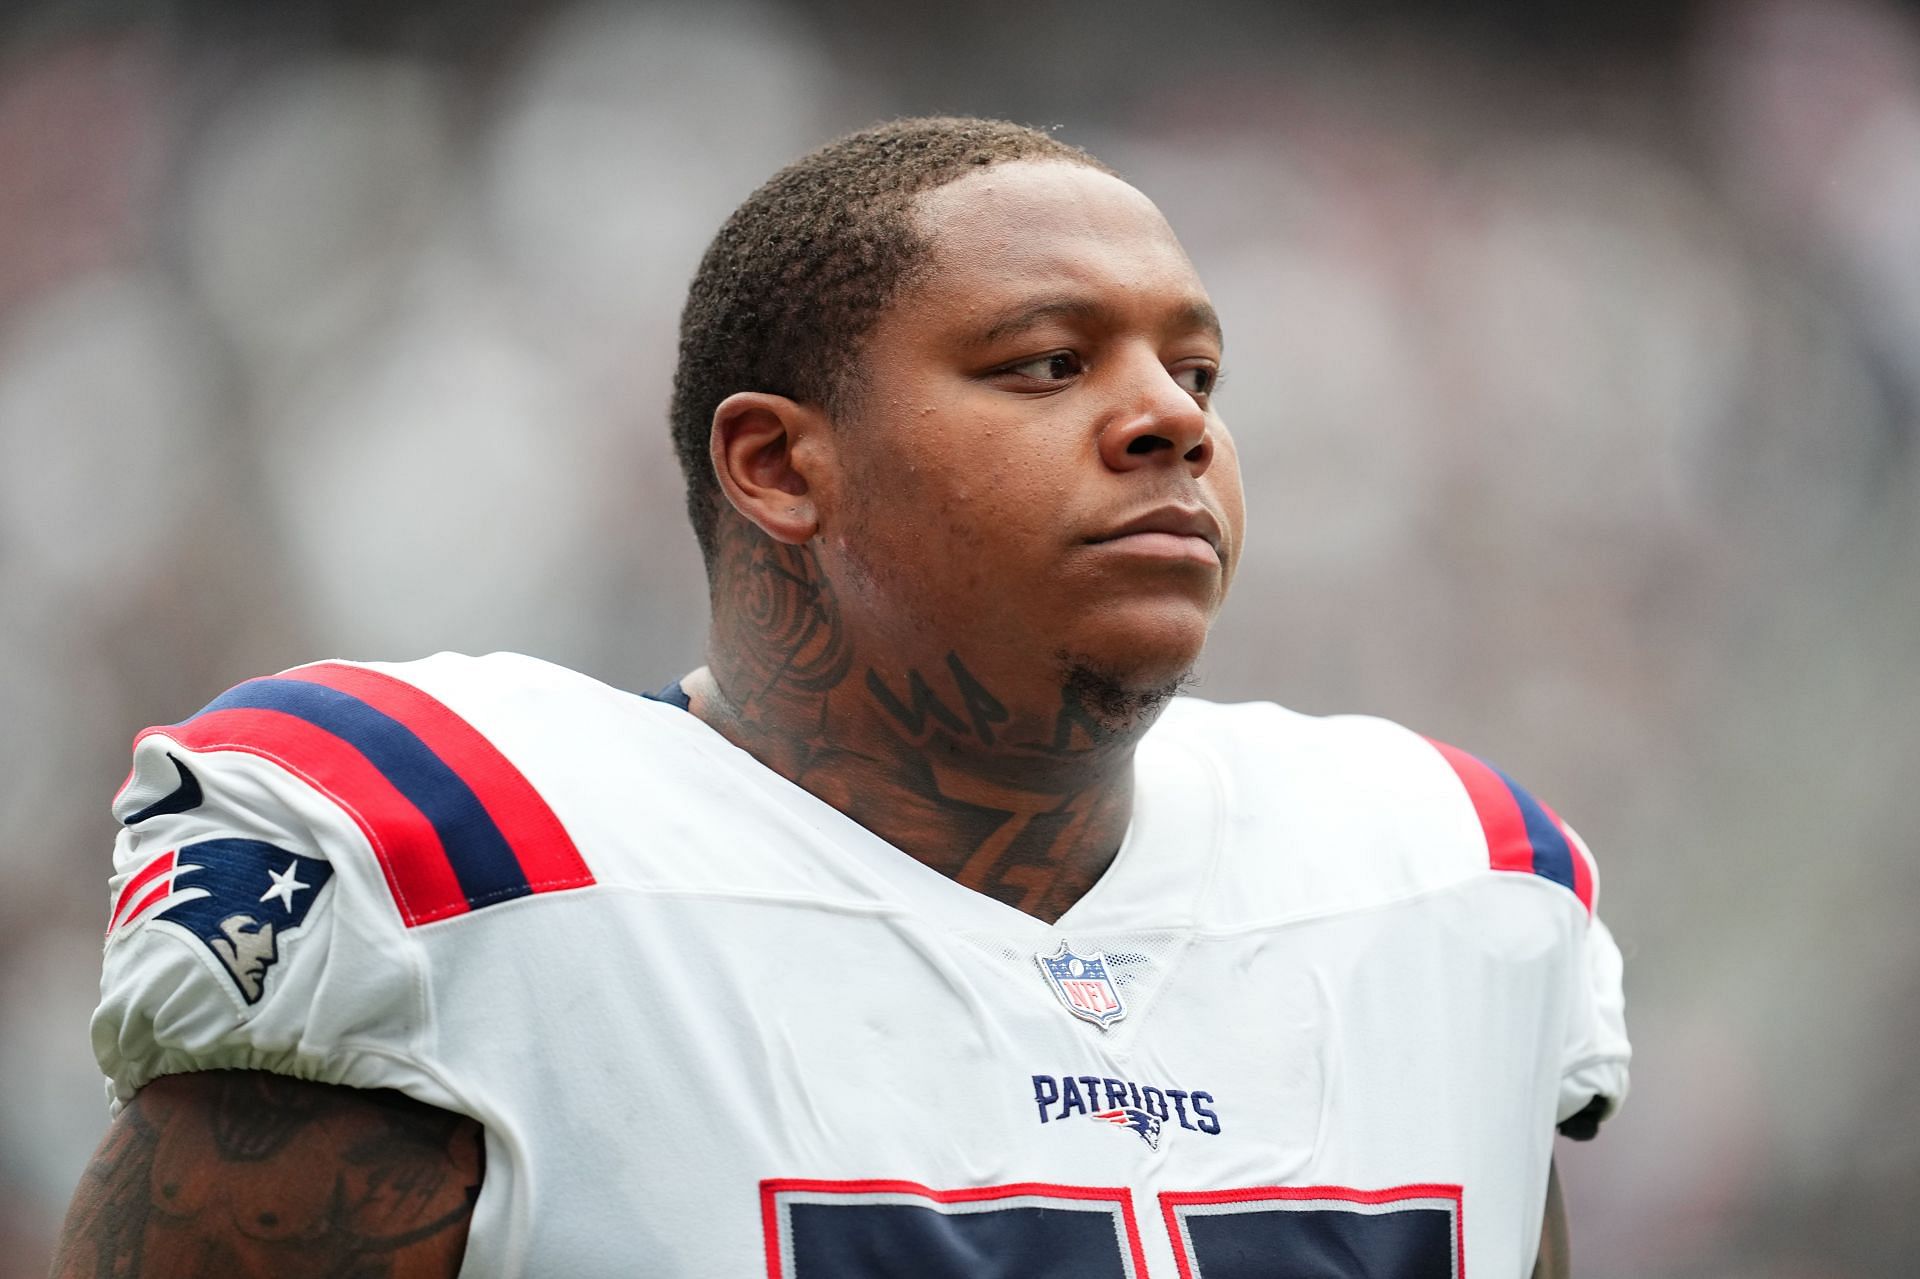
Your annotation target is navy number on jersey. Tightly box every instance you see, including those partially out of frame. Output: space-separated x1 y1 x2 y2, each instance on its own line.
764 1181 1147 1279
1162 1185 1461 1278
763 1181 1460 1278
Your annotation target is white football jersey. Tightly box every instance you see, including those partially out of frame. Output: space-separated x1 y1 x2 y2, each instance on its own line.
94 652 1628 1278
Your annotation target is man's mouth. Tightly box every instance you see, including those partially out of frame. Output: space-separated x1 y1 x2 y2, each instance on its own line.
1088 505 1223 566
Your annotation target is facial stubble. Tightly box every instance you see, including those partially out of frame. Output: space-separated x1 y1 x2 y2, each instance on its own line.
1056 650 1195 745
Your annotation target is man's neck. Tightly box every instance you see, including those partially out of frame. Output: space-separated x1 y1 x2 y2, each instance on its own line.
683 535 1157 924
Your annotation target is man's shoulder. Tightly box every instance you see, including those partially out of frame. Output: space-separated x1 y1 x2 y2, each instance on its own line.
334 649 636 719
1152 694 1435 775
1154 696 1599 920
1152 696 1471 854
94 651 691 1101
110 651 687 925
344 649 660 744
119 650 657 794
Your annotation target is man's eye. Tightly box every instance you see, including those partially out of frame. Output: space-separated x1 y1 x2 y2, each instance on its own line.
1174 365 1220 397
1004 351 1083 382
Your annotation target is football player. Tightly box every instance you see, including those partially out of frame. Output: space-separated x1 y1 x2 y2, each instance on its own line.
54 117 1627 1278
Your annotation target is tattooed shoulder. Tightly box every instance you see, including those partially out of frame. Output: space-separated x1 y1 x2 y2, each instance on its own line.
51 1070 482 1279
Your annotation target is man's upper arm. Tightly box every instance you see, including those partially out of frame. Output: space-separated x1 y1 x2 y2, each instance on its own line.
51 1070 483 1279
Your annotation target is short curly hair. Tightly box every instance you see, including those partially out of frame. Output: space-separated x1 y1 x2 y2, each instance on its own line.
669 116 1110 571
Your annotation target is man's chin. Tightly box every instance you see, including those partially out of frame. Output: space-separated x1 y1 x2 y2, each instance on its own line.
1056 651 1195 743
1058 606 1212 697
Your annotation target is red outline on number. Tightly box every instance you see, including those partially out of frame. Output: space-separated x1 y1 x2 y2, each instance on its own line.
760 1178 1150 1279
1158 1183 1466 1279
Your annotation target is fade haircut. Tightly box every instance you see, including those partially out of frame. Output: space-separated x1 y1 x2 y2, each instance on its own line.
669 116 1111 572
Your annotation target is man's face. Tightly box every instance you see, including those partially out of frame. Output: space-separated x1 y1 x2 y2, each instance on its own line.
816 160 1244 702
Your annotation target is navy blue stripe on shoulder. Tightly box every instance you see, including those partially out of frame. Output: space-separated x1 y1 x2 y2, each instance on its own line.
642 680 692 712
195 678 533 909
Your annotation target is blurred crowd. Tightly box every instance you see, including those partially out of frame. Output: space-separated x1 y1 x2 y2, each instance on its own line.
2 0 1917 1274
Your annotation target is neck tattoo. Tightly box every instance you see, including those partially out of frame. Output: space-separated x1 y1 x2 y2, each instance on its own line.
696 529 1177 922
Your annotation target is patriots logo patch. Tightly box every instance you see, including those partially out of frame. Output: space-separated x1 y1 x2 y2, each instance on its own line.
1092 1107 1162 1150
108 838 334 1004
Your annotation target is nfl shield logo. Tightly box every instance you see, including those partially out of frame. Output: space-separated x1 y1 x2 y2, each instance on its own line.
1036 941 1127 1029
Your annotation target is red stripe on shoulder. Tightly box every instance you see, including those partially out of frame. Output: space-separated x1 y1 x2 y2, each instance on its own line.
1424 737 1534 875
108 850 175 934
286 663 592 894
149 708 468 926
114 875 176 935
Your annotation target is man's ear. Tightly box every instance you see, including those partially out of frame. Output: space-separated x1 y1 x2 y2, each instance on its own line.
709 392 836 545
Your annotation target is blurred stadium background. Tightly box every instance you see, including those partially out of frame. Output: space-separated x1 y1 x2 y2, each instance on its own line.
3 0 1918 1273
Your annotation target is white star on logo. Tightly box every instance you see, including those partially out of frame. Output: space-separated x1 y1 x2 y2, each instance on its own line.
260 861 310 913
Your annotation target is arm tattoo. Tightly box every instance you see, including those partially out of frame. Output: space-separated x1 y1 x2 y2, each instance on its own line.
49 1085 165 1276
51 1070 482 1279
211 1072 329 1161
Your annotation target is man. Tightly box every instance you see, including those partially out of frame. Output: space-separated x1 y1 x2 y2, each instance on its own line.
54 117 1627 1277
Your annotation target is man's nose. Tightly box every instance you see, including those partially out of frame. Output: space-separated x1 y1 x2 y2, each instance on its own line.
1097 352 1213 475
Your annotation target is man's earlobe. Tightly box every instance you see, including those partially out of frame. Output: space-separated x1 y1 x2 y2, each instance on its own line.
709 392 830 545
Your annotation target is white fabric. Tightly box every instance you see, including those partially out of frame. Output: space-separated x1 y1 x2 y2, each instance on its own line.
94 651 1629 1279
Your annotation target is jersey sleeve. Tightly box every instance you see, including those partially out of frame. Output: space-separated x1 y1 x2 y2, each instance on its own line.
1555 828 1631 1137
1422 737 1631 1136
92 659 534 1117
